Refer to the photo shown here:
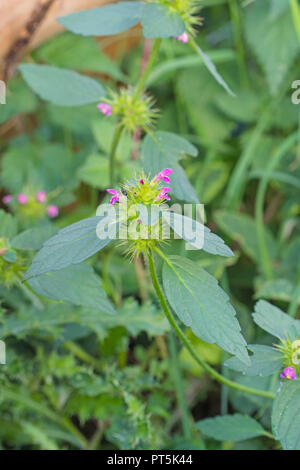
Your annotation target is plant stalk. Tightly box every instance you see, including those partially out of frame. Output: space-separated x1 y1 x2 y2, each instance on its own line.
147 249 275 400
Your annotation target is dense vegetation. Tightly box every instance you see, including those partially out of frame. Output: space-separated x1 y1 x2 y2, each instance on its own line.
0 0 300 450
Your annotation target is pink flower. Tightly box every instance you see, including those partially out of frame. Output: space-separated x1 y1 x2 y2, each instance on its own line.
139 179 144 185
47 205 59 218
154 168 173 184
2 194 12 204
156 187 171 202
280 366 297 380
97 103 112 116
36 191 47 203
17 193 28 205
107 189 121 205
174 32 189 43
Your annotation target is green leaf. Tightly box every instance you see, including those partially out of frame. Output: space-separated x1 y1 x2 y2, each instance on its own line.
11 225 58 251
34 33 126 82
272 380 300 450
115 298 169 336
162 256 250 365
141 3 185 38
58 2 184 39
77 154 109 189
28 263 116 314
255 278 296 304
0 210 18 239
162 211 234 257
196 414 266 442
191 42 235 96
24 214 118 280
0 77 38 125
253 300 300 340
142 131 199 203
19 64 105 106
58 2 143 36
245 2 299 94
224 344 283 377
215 211 278 263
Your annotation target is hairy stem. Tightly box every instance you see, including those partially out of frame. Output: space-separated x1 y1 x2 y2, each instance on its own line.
147 249 275 400
228 0 248 87
109 124 123 187
134 38 162 98
168 332 193 439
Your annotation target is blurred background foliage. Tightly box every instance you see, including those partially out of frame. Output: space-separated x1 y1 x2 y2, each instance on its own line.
0 0 299 450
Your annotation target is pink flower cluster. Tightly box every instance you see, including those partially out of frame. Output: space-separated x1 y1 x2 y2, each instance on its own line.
106 168 173 205
280 366 297 380
2 191 59 218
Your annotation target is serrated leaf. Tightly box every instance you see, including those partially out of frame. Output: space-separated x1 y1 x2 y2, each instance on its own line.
19 64 105 106
162 256 250 365
24 214 118 280
196 414 266 442
58 2 143 36
162 211 234 257
141 4 185 38
245 2 299 94
141 131 199 203
28 263 116 314
272 380 300 450
253 300 300 339
224 344 282 377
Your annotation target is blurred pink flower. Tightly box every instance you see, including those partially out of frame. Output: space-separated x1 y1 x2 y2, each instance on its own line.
47 205 59 218
174 32 189 43
97 103 112 116
36 191 47 203
2 194 12 204
17 193 28 205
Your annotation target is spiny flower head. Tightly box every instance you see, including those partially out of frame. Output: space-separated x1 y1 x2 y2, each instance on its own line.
105 169 173 257
97 88 158 133
148 0 202 35
280 366 297 380
275 337 300 377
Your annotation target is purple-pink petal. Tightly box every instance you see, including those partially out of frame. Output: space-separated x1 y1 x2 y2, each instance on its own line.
280 366 297 380
154 168 173 183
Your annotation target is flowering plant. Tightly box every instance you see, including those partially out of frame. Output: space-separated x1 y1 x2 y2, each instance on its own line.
0 0 299 452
